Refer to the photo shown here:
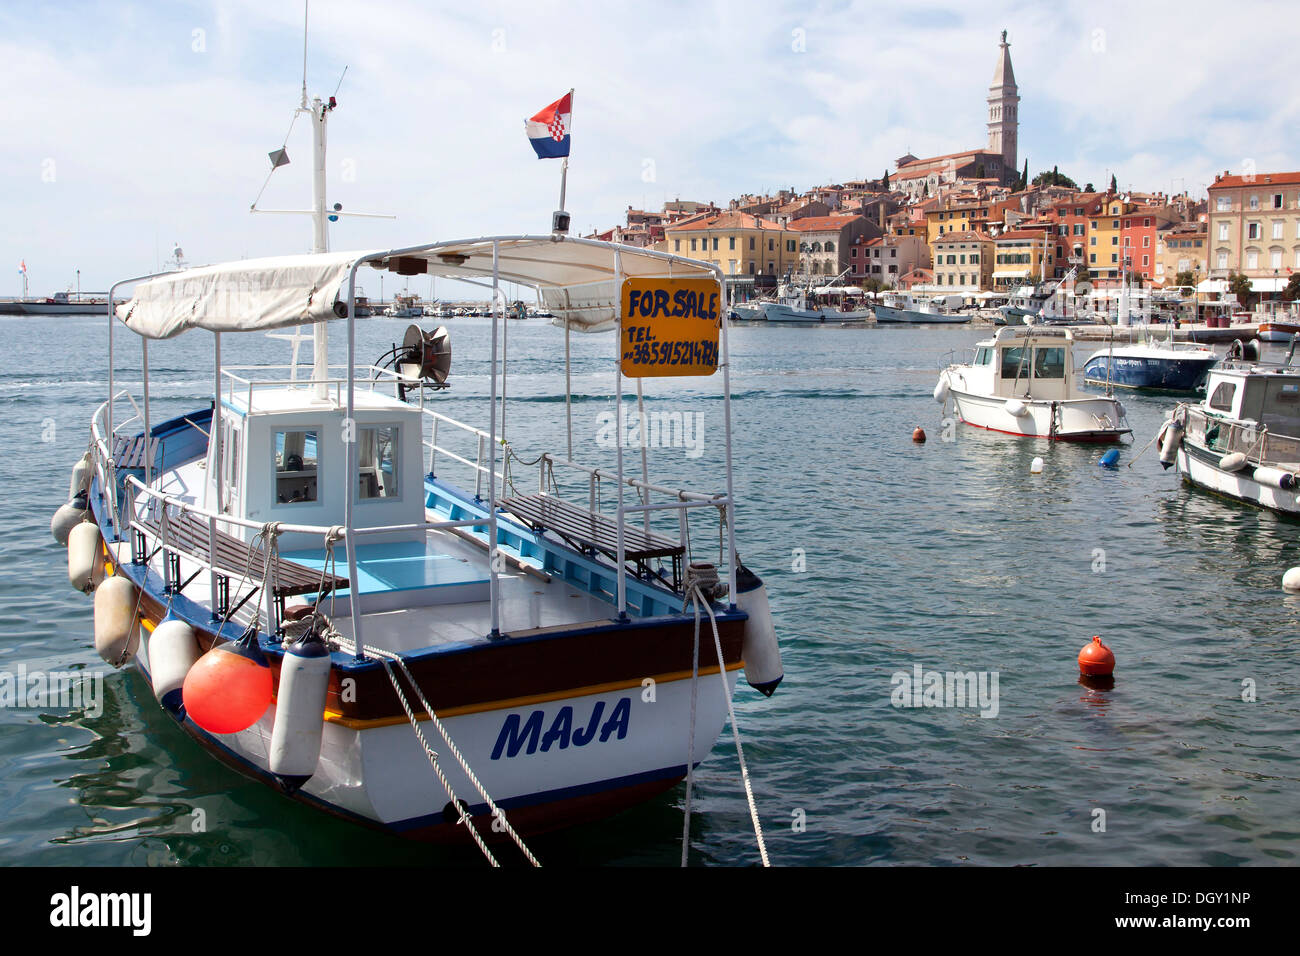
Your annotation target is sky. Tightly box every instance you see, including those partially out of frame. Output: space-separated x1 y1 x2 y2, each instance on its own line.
3 0 1299 298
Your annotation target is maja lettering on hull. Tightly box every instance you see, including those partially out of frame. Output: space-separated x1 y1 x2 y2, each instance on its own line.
491 697 632 760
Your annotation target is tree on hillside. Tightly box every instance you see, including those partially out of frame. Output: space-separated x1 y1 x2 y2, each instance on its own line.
882 169 890 191
1031 166 1079 189
1109 173 1118 194
1175 270 1197 290
1084 182 1096 193
1019 160 1029 190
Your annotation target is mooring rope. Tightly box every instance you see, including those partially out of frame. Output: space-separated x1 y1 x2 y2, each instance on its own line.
680 568 769 868
326 631 541 868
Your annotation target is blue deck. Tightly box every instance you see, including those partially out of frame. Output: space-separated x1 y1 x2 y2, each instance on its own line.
282 539 491 606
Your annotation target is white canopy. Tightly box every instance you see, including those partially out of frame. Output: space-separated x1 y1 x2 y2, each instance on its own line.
116 251 375 339
114 236 721 338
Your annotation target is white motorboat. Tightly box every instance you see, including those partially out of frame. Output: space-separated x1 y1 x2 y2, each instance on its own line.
1082 328 1220 394
874 291 970 324
1158 340 1300 515
936 326 1131 442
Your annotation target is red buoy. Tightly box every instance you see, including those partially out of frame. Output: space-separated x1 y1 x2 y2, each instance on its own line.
913 427 926 443
182 627 274 733
1078 635 1115 677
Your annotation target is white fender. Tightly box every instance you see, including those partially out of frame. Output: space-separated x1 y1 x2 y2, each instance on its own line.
1219 452 1247 472
94 574 138 666
1252 465 1297 490
269 632 332 791
1005 398 1028 417
68 520 101 593
735 565 782 697
52 494 88 546
149 617 201 717
69 452 93 500
1158 420 1184 470
933 375 950 404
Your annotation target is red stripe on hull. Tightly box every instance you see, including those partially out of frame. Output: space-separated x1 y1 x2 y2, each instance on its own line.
957 419 1128 444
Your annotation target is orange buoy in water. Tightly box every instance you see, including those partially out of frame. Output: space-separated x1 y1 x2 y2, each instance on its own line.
182 624 274 734
913 427 926 443
1078 635 1115 677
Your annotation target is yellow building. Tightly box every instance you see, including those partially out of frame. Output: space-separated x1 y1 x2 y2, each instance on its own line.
658 212 800 277
1086 196 1134 279
925 197 1015 248
992 227 1054 289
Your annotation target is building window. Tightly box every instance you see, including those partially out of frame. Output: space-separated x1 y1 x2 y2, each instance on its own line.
1216 196 1230 211
1073 224 1084 236
712 237 719 251
825 241 834 253
690 239 697 251
1271 250 1283 269
1274 221 1285 239
768 239 774 251
970 254 979 264
1249 195 1260 210
1090 236 1097 246
1112 219 1120 228
1142 255 1149 266
1218 223 1229 241
1111 253 1118 263
729 236 736 250
1144 218 1151 227
1090 253 1096 264
674 239 680 252
1274 194 1284 209
1217 252 1228 269
1142 236 1150 248
1247 251 1259 269
750 237 755 250
1248 223 1260 240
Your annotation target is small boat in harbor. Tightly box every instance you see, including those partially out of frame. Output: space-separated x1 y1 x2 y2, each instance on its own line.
51 58 782 862
936 326 1131 442
874 291 970 324
1257 320 1300 342
1158 337 1300 515
759 282 872 323
1081 330 1220 394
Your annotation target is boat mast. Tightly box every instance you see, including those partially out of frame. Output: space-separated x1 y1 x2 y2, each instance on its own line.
303 2 331 398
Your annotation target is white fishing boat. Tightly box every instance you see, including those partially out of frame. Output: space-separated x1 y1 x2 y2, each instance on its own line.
1157 337 1300 515
874 291 970 325
386 291 423 318
935 326 1131 442
50 55 781 863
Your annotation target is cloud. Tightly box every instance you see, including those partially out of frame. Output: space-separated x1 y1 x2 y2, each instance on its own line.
0 0 1297 294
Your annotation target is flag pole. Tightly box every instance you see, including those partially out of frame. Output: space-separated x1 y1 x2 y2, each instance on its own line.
558 88 573 212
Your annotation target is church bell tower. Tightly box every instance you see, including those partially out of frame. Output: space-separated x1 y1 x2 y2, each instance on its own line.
987 30 1019 184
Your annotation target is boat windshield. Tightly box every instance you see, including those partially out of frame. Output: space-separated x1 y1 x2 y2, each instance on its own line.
1001 347 1027 378
1033 347 1066 378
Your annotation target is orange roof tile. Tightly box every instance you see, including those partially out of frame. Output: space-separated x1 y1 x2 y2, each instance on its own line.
1210 171 1300 190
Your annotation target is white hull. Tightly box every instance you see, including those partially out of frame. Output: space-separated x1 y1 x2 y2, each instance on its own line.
1177 443 1300 514
947 384 1129 442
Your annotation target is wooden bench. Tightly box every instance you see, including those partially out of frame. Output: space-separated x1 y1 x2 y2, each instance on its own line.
112 434 159 470
499 493 684 588
135 508 349 629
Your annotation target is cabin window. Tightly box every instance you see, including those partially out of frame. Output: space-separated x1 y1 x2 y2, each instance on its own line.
358 425 400 500
975 346 992 366
275 429 319 504
1209 382 1236 413
1000 347 1028 379
1033 348 1066 378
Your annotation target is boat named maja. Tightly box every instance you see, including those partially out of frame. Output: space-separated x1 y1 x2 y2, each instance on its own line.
935 326 1131 442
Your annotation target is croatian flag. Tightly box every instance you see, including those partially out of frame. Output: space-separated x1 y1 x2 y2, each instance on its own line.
525 91 572 159
18 260 25 274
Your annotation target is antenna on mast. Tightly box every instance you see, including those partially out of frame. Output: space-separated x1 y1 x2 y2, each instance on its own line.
300 0 310 109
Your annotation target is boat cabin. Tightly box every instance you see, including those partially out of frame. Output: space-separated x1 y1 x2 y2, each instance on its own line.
1201 365 1300 438
205 375 425 550
963 326 1076 400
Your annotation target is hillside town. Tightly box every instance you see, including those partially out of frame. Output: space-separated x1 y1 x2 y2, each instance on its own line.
586 31 1300 313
